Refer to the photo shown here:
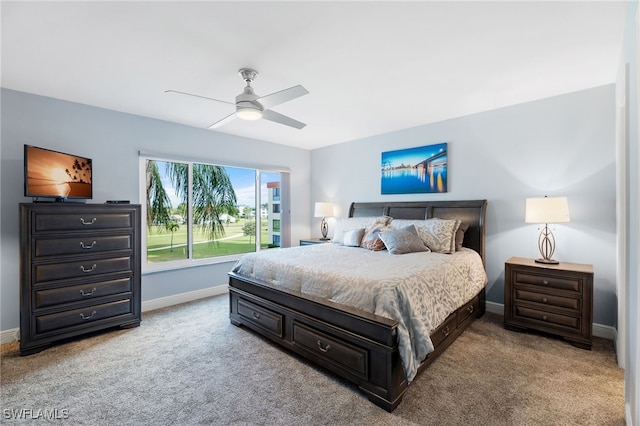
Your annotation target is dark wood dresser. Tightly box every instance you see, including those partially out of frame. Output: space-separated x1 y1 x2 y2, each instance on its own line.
19 203 141 355
504 256 593 350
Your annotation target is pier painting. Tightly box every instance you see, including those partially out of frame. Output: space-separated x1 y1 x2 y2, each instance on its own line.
381 143 448 194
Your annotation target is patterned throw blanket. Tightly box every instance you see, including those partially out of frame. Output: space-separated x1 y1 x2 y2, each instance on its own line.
232 244 487 382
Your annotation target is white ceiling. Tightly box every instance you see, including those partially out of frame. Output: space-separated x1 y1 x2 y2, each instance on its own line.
1 1 629 150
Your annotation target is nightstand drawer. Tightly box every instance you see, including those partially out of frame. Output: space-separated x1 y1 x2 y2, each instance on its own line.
514 289 580 311
513 271 581 293
514 306 579 330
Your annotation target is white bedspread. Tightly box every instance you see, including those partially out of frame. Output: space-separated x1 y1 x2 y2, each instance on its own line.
231 244 487 382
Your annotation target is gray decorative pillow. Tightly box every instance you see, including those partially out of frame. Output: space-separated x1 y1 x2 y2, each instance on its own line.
342 228 365 247
455 223 469 251
379 225 429 255
391 218 461 254
332 216 391 244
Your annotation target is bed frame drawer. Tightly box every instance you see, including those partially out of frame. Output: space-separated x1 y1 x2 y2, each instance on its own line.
237 298 283 338
292 322 368 378
457 295 480 327
430 313 457 348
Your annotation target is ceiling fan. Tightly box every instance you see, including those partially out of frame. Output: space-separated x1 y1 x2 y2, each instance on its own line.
166 68 309 129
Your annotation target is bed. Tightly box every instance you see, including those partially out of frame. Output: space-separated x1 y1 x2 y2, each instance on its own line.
228 200 487 411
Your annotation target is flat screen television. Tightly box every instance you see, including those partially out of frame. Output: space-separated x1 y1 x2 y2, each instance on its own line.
24 145 93 201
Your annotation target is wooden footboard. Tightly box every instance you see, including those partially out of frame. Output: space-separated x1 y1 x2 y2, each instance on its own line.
228 272 485 412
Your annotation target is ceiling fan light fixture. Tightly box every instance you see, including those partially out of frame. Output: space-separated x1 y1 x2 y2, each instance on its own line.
236 107 263 120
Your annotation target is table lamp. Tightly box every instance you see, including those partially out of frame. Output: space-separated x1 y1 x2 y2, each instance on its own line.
314 202 334 240
525 196 570 264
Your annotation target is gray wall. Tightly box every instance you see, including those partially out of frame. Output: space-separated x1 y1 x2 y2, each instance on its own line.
310 84 617 327
0 88 311 331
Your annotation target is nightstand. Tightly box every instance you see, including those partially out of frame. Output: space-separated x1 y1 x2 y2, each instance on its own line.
299 238 331 246
504 256 593 350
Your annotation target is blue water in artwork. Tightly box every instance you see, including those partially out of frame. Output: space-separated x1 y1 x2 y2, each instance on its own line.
381 165 448 194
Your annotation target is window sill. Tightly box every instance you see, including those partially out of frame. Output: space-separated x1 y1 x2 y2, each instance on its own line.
142 253 244 275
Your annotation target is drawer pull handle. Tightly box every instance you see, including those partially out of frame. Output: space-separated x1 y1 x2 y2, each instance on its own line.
80 241 97 249
467 305 474 314
252 312 261 320
80 287 97 297
317 340 331 353
542 297 548 303
80 264 97 273
542 280 549 285
442 326 450 337
542 315 548 321
80 311 97 320
80 217 97 225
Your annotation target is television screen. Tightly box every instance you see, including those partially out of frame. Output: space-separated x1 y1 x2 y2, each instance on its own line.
24 145 93 200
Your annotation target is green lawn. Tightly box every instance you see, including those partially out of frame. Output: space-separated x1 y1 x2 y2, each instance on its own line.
147 219 273 262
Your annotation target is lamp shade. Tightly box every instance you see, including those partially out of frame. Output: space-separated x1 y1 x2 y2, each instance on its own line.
525 197 570 224
314 202 334 218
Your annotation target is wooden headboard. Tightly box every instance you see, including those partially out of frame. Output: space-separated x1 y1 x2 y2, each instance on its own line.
349 200 487 265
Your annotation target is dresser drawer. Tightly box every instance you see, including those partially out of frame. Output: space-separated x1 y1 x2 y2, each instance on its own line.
34 256 132 284
35 299 133 334
515 288 580 311
237 298 283 338
32 212 134 232
34 277 133 309
293 322 368 378
513 271 581 293
34 235 132 258
514 306 580 330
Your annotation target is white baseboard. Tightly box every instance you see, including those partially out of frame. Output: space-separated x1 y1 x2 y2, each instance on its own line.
141 284 228 313
1 328 19 345
0 285 230 345
486 301 617 341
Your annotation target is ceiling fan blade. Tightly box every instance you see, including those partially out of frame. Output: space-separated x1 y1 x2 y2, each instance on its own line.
261 109 306 129
208 112 237 129
257 85 309 109
165 89 234 105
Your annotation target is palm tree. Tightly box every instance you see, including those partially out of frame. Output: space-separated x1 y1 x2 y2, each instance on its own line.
146 160 237 243
165 220 179 251
145 160 172 228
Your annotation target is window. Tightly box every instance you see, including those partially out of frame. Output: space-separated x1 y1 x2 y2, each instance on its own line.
272 219 281 232
141 155 288 271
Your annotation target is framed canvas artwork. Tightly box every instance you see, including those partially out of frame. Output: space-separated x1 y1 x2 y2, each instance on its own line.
381 142 448 194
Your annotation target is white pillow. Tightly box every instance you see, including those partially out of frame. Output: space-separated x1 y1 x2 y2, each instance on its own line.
342 228 366 247
332 216 391 244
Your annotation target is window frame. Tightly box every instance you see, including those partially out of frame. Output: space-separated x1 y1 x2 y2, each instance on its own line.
138 152 290 274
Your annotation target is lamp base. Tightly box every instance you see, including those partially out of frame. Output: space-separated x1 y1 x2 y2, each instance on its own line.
535 258 560 265
319 237 330 241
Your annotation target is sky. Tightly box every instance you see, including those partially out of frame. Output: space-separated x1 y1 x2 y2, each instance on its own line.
157 161 279 209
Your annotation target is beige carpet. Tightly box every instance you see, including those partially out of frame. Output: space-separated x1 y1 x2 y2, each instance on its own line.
0 294 624 425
